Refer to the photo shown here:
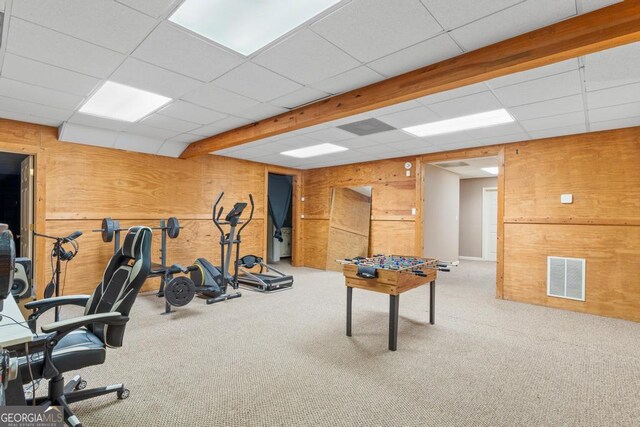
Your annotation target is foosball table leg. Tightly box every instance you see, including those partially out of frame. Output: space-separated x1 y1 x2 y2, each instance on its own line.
346 286 353 337
389 294 399 351
429 281 436 325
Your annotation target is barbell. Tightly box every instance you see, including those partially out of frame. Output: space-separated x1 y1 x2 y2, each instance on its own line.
93 217 181 243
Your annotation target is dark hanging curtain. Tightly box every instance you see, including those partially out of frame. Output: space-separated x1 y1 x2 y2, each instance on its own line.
268 174 292 242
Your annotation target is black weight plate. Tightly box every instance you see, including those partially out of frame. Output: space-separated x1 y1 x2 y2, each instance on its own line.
102 218 115 243
165 276 195 307
0 229 16 295
167 217 180 239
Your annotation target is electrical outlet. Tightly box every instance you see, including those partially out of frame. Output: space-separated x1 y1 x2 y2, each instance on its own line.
411 208 416 215
301 196 305 202
561 194 573 204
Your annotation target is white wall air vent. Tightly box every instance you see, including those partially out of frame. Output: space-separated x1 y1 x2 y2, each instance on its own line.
547 257 586 301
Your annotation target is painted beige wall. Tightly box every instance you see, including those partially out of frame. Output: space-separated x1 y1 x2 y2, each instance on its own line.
423 164 459 262
459 177 498 258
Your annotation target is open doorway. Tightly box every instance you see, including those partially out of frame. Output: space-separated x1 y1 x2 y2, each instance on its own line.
0 151 33 259
266 173 294 265
423 156 498 263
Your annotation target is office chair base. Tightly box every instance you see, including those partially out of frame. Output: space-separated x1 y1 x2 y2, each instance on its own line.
26 374 128 427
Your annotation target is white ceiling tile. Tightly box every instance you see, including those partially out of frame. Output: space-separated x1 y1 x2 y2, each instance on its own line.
364 130 414 144
520 111 586 132
157 140 190 158
589 116 640 132
369 100 423 117
278 135 326 149
140 113 200 132
416 83 489 105
182 84 260 113
338 137 383 150
585 42 640 92
587 82 640 110
486 59 580 89
386 138 436 154
367 33 462 77
311 0 443 63
451 0 576 51
377 106 440 128
207 116 253 132
191 125 224 137
1 53 100 96
309 66 385 95
254 29 361 85
126 123 180 140
358 141 409 154
7 18 125 78
270 87 330 109
528 123 587 139
212 62 301 102
11 0 156 54
115 133 165 154
422 131 474 145
116 0 180 18
157 101 226 125
0 0 5 11
428 91 503 118
165 133 202 144
111 57 203 100
466 131 529 146
509 95 584 121
67 113 131 131
0 109 61 127
228 147 273 160
577 0 622 13
0 95 71 121
132 23 244 82
235 103 288 121
589 101 640 123
304 127 354 143
493 70 583 107
58 123 118 148
463 122 526 138
421 0 524 30
0 78 84 110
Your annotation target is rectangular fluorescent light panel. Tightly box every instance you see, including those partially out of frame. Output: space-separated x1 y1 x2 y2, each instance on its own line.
281 143 347 158
79 81 171 122
482 167 499 175
169 0 341 56
403 109 515 138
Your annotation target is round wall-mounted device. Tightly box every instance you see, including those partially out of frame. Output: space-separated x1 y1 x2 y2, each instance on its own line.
404 162 412 170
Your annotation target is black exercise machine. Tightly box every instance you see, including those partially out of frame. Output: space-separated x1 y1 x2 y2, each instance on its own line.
189 191 254 304
237 255 293 292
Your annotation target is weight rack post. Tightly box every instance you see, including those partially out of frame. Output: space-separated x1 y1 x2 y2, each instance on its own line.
113 220 121 254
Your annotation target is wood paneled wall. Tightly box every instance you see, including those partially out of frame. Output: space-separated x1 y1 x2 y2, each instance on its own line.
302 157 417 269
1 117 638 322
0 119 298 297
303 127 640 322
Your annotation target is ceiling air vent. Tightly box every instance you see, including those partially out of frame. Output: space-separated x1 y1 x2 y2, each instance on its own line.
434 161 469 168
547 256 586 301
337 118 396 136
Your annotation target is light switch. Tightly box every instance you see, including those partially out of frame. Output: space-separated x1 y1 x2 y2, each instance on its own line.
561 194 573 204
411 208 416 215
406 170 411 176
301 196 305 202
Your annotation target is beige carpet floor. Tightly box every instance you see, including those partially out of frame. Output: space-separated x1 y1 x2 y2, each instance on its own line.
38 261 640 426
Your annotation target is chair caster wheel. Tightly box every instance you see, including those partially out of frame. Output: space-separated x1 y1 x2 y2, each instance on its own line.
76 380 87 390
117 388 130 400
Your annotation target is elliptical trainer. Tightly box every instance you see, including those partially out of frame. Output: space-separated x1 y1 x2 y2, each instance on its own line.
190 192 254 304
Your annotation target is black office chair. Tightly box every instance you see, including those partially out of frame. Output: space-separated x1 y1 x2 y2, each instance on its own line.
12 226 152 427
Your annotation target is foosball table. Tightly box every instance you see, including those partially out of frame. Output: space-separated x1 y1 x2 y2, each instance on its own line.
338 255 440 351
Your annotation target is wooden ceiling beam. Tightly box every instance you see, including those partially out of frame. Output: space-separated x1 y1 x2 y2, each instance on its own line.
180 1 640 158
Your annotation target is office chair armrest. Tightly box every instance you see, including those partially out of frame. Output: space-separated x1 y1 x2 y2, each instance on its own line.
25 295 91 311
40 312 127 335
26 295 91 331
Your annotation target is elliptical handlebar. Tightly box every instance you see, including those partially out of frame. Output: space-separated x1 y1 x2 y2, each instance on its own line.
237 193 254 235
212 192 225 236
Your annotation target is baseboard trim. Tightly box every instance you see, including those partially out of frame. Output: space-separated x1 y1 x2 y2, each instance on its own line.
459 256 487 261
